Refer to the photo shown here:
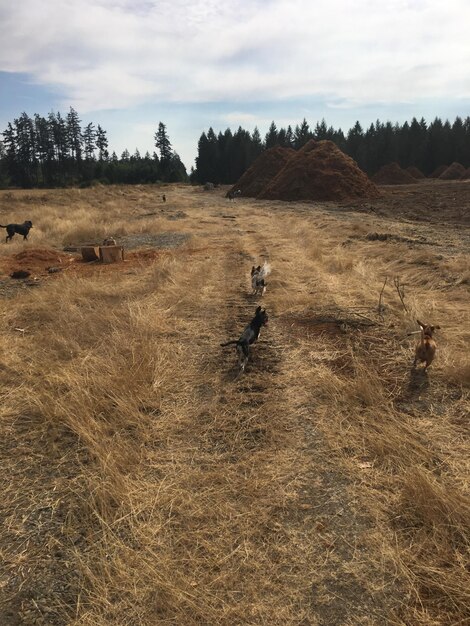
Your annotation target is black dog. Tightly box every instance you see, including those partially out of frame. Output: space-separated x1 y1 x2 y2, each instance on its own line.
221 306 268 371
0 220 33 243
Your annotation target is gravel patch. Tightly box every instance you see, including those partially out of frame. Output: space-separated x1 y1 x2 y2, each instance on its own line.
115 233 190 250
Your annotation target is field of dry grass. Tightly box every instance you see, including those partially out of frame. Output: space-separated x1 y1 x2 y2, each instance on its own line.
0 182 469 625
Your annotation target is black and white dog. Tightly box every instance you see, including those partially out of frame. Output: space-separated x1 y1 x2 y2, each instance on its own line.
221 306 268 372
226 189 241 201
251 262 271 296
0 220 33 243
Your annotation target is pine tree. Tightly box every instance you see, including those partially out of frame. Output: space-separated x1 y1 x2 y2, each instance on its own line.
155 122 172 162
83 123 96 161
285 125 294 148
66 107 83 162
314 119 328 140
34 114 54 185
346 121 364 167
264 121 278 149
96 125 109 161
294 118 311 149
251 127 264 157
195 128 219 183
16 112 37 186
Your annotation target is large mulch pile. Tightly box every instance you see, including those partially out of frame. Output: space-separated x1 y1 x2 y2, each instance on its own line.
406 166 426 179
371 163 416 185
228 146 295 197
438 162 466 180
430 164 448 178
257 140 378 202
460 167 470 180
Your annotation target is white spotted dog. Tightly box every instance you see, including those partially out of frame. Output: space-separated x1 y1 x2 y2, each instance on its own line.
251 261 271 296
221 306 268 372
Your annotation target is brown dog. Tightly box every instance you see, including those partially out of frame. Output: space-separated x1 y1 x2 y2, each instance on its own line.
413 319 440 370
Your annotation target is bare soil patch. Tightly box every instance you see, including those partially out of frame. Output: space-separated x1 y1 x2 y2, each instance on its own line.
344 179 470 226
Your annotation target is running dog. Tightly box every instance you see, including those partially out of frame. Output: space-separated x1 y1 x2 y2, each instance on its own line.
0 220 33 243
251 262 271 296
413 319 440 370
221 306 268 372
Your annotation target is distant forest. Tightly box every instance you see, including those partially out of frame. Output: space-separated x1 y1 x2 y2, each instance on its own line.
192 116 470 184
0 109 187 188
1 109 470 188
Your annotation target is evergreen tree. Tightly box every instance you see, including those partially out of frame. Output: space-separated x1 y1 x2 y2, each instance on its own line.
96 125 109 161
346 121 365 168
16 112 37 186
0 140 9 187
83 122 96 161
264 121 278 149
314 119 328 140
155 122 172 162
451 116 467 164
34 114 54 185
66 107 83 162
285 125 294 148
294 118 311 148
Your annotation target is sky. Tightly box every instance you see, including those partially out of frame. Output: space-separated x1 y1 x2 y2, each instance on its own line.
1 0 470 170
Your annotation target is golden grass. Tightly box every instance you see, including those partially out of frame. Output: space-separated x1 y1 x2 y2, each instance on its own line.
0 184 468 625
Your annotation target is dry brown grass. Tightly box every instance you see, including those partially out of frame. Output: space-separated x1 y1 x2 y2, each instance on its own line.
0 183 469 625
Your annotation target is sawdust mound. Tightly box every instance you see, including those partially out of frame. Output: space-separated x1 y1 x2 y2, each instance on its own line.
430 164 448 178
229 146 295 197
371 163 416 185
258 140 378 202
406 166 426 179
460 167 470 180
13 248 72 270
15 248 68 264
438 162 466 180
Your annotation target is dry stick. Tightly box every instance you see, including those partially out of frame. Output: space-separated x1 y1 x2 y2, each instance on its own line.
394 276 408 312
378 277 388 318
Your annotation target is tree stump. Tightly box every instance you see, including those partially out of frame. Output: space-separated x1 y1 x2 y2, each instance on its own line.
99 245 124 263
81 247 100 262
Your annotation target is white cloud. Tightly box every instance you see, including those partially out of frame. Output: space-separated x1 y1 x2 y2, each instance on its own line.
221 112 265 125
1 0 469 112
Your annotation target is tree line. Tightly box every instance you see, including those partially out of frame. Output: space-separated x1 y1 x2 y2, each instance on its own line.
0 109 187 188
191 116 470 184
2 109 470 189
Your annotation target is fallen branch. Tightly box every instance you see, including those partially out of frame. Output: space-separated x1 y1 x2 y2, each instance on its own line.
394 276 408 312
378 277 388 318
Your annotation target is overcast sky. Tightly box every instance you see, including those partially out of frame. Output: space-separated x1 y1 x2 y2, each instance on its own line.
1 0 469 169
